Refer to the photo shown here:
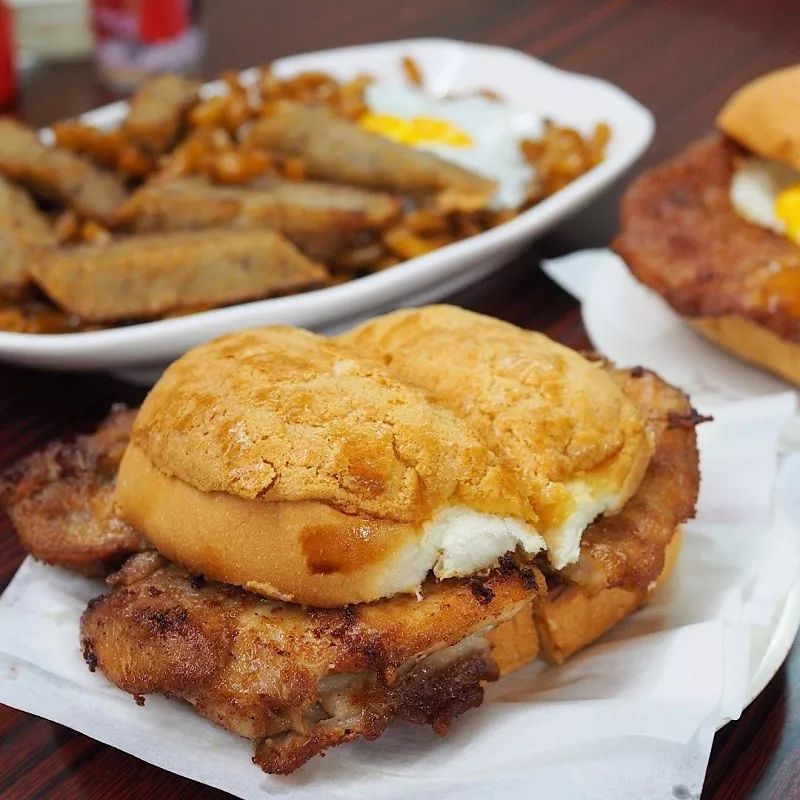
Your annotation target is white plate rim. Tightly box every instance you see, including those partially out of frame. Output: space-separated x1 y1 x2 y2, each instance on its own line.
746 578 800 709
0 37 655 370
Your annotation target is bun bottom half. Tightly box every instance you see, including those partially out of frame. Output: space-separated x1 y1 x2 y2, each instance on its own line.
488 528 682 674
115 442 434 608
690 315 800 388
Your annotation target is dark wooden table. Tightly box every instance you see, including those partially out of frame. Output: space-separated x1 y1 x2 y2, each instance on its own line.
1 1 798 797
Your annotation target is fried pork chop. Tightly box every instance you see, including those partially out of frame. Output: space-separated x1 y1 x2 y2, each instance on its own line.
81 552 538 774
613 135 800 344
0 406 145 576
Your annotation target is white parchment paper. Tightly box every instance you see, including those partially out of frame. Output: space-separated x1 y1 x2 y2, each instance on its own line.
542 249 800 450
0 389 797 799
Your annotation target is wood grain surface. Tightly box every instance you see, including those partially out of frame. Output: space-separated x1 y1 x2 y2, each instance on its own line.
1 2 798 798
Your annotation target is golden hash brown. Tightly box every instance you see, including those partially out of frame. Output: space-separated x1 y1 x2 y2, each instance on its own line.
0 407 145 575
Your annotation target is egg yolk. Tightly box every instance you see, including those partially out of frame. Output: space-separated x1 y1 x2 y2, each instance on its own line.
358 113 472 148
755 261 800 316
774 183 800 242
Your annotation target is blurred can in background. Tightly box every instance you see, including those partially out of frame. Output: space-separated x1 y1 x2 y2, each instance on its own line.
91 0 203 92
0 1 14 109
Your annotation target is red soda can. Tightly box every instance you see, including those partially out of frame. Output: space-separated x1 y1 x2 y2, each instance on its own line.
91 0 203 93
0 1 16 110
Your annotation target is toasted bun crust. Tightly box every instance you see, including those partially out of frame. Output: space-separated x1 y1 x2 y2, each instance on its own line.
339 306 654 563
717 65 800 170
119 325 537 606
116 443 430 606
534 527 682 664
129 325 527 521
690 315 800 387
486 598 540 676
488 530 682 674
118 312 653 606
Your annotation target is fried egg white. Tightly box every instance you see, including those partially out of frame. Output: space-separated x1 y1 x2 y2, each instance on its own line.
361 83 541 209
386 480 621 595
730 155 800 242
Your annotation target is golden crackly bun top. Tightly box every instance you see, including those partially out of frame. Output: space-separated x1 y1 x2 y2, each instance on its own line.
118 324 543 606
717 65 800 170
116 307 652 606
130 325 529 520
338 306 653 568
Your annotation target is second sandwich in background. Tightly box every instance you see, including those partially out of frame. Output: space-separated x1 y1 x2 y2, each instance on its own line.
614 65 800 387
0 305 702 774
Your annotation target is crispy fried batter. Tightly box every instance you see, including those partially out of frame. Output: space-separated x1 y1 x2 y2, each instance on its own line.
80 555 533 773
0 118 127 224
613 135 800 343
115 176 401 260
30 229 327 322
560 367 699 593
0 407 146 575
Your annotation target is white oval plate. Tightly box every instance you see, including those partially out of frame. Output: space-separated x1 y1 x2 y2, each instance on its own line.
0 38 653 376
740 579 800 717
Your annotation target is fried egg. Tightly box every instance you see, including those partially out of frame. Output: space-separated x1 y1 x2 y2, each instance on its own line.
730 155 800 242
361 84 540 209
